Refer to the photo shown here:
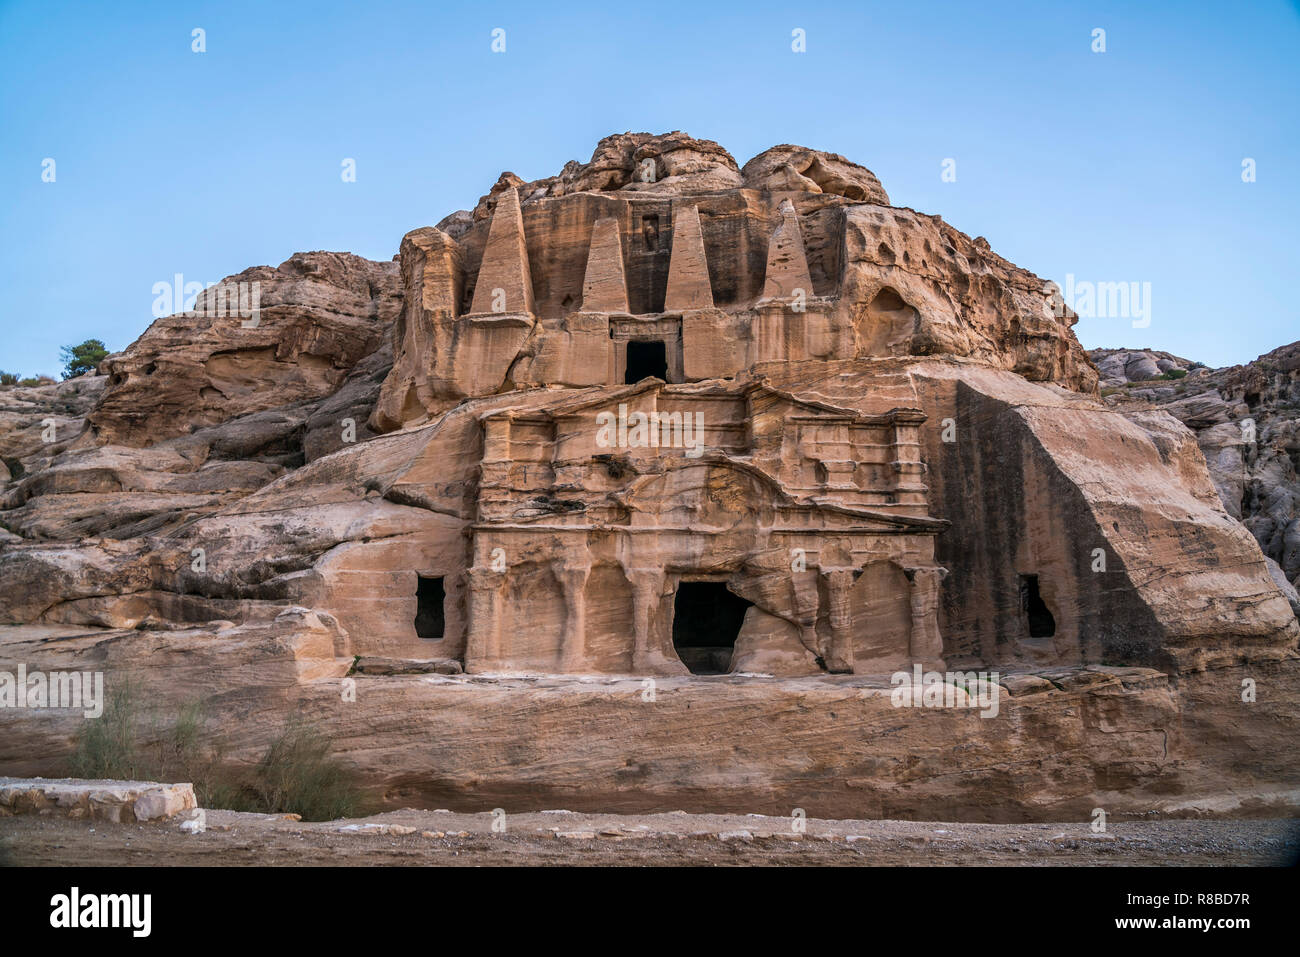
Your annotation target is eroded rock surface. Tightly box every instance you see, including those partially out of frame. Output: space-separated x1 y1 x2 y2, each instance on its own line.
2 623 1297 821
1092 342 1300 602
90 251 400 448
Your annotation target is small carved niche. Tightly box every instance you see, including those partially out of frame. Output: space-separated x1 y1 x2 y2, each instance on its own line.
641 215 660 252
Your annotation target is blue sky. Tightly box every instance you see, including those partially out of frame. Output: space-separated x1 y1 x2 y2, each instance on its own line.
1 0 1296 376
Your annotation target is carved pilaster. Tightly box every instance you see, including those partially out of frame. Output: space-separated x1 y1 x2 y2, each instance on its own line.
820 568 856 673
556 560 591 672
905 566 947 669
790 570 822 666
464 564 506 671
627 569 686 675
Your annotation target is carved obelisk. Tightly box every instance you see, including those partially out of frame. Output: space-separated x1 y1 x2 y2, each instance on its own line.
468 187 536 317
663 204 713 311
760 199 813 302
580 217 629 313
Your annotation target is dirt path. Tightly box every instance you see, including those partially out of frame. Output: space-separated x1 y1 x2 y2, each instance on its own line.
3 808 1297 866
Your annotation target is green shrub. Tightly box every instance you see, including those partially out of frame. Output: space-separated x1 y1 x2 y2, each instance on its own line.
0 372 17 386
1160 368 1188 380
70 684 362 821
71 679 146 780
249 717 362 821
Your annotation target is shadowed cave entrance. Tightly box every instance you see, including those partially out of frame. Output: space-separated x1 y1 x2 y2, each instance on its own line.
1019 574 1056 639
625 340 668 383
671 581 753 675
415 575 446 640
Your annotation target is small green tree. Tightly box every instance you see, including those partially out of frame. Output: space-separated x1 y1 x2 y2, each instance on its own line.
0 372 18 386
59 339 109 379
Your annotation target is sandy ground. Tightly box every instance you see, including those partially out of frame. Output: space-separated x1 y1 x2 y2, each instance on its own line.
3 808 1298 866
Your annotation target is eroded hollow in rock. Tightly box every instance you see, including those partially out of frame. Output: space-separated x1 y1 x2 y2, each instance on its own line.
415 575 446 640
860 286 919 356
625 340 668 383
1019 574 1056 639
671 581 753 675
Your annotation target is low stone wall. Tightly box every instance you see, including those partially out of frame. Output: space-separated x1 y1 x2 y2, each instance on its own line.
0 777 196 823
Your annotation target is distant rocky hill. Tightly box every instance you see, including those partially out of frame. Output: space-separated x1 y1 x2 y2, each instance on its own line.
1090 342 1300 607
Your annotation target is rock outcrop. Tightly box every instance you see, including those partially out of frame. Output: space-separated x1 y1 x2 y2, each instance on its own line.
3 624 1297 821
0 374 106 486
90 251 401 449
1091 342 1300 610
381 133 1095 432
0 253 400 546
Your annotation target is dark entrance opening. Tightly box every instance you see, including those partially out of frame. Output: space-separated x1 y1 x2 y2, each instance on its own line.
1019 574 1055 638
672 581 752 675
625 340 667 383
415 575 446 640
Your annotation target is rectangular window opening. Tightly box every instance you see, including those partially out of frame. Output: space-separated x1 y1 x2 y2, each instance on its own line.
415 575 446 640
625 339 668 383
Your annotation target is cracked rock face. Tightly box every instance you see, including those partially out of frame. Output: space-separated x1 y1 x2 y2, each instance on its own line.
1092 342 1300 609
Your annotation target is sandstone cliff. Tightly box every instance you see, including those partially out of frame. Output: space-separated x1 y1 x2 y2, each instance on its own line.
0 133 1296 820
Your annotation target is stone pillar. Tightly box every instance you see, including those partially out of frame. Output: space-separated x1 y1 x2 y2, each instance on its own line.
759 199 814 303
905 566 947 669
820 568 856 673
790 570 822 666
464 564 505 672
556 560 591 672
